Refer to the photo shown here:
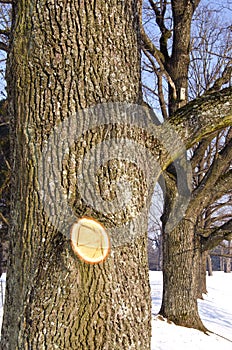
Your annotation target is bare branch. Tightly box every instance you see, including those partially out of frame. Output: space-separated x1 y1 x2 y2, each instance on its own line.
210 253 232 258
140 17 165 66
201 219 232 252
207 64 232 94
146 87 232 175
0 41 8 52
168 87 232 150
148 0 171 59
0 212 9 226
189 140 232 212
191 135 215 172
0 29 10 37
143 50 169 119
143 48 177 101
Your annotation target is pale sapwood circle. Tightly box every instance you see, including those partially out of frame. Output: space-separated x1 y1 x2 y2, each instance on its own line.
70 217 110 264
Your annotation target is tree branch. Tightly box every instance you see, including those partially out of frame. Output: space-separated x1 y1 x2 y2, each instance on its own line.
157 87 232 170
191 136 215 170
143 49 172 120
143 48 177 102
148 0 171 60
210 253 232 258
201 219 232 252
189 139 232 212
207 64 232 94
140 20 165 66
0 29 10 37
0 41 8 52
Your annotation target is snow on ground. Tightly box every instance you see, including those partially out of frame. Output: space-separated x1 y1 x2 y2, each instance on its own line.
0 271 231 349
150 271 232 350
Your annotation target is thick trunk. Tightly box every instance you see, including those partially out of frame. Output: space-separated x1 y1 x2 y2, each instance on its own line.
160 218 207 332
1 1 153 349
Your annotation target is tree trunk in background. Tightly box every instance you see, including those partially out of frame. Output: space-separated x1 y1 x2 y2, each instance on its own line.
158 0 207 331
220 246 224 271
224 241 231 273
160 217 207 331
1 1 153 349
207 254 213 276
159 173 206 331
197 251 207 299
224 259 231 273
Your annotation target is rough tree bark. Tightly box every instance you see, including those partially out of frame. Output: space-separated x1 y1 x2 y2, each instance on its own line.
159 171 207 331
1 1 154 349
160 218 207 331
1 1 232 347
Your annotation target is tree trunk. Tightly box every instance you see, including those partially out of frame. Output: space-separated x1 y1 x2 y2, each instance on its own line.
220 246 224 271
160 218 207 332
1 1 153 349
224 241 231 273
159 173 207 330
207 253 213 276
224 258 231 273
197 251 207 299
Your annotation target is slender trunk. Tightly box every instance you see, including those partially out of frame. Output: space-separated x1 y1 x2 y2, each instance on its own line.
197 251 207 299
1 1 153 349
224 241 231 273
220 246 224 271
207 253 213 276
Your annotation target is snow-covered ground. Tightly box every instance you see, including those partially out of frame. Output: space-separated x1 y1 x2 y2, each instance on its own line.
0 271 231 349
150 271 232 350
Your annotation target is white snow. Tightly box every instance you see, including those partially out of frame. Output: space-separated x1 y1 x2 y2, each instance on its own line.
0 271 232 349
150 271 232 350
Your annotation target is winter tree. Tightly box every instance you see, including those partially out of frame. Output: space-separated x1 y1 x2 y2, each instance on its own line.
0 0 231 348
142 0 232 330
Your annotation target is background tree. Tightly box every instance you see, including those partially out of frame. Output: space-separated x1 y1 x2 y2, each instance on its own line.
141 0 232 331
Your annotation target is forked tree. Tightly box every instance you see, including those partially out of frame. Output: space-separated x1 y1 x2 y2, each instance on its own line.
0 0 231 348
142 0 231 330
